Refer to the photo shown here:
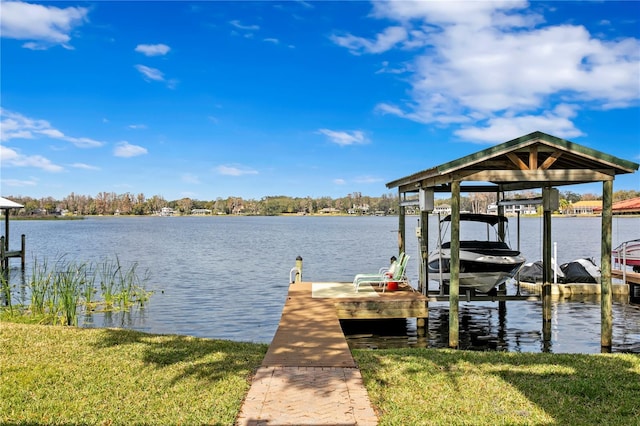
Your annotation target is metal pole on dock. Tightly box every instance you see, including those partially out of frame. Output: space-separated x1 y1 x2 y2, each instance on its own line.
601 180 613 350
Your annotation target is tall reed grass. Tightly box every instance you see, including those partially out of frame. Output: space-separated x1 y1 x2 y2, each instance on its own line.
1 255 152 325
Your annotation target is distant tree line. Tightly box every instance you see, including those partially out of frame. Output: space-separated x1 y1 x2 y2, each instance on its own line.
5 189 639 217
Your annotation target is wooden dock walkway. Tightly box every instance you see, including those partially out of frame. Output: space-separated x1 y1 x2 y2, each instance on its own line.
236 281 428 425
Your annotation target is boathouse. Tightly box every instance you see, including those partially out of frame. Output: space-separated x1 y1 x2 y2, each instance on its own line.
386 131 639 350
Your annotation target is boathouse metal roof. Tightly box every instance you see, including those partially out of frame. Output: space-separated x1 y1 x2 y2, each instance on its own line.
386 131 639 193
0 197 24 210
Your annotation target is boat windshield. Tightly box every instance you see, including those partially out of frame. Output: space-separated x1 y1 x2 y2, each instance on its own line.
438 214 512 245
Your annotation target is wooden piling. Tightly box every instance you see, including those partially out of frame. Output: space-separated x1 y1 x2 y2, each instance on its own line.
398 204 406 256
295 256 303 283
419 210 429 295
449 180 460 349
542 188 553 329
601 180 613 349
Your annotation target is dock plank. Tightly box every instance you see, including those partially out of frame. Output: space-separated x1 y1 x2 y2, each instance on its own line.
262 282 356 368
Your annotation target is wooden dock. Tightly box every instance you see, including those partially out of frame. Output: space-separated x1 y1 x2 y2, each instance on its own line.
0 234 25 272
612 269 640 285
236 281 427 425
262 281 428 367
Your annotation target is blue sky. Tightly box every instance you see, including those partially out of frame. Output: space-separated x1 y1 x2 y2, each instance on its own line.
1 0 639 201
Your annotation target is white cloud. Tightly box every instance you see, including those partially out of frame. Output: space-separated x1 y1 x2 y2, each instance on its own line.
335 1 640 142
215 165 258 176
114 141 148 158
135 64 164 82
134 65 178 89
0 0 88 49
354 175 384 184
333 178 346 185
128 124 147 130
317 129 368 146
454 104 584 143
330 26 407 55
229 20 260 31
135 43 170 56
1 177 38 188
263 38 279 44
70 163 100 170
0 145 64 172
0 109 103 147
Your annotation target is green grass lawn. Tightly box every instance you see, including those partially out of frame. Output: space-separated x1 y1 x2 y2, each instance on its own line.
0 322 267 425
2 322 639 425
353 348 640 425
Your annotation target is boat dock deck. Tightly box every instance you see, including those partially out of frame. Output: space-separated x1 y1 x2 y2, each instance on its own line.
236 281 428 425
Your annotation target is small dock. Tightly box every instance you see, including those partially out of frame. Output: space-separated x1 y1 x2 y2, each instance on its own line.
236 281 427 425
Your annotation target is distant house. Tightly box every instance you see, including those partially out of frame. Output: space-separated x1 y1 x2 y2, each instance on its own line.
570 200 602 215
320 207 340 214
191 208 212 215
594 197 640 215
159 207 174 216
434 204 451 216
487 203 537 215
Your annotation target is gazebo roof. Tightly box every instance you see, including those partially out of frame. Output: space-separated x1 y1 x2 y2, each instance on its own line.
387 131 639 193
0 197 23 209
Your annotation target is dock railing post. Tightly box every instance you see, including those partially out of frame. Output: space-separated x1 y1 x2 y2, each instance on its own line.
294 256 303 283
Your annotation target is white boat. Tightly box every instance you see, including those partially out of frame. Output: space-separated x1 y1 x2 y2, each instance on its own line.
428 213 526 293
612 239 640 272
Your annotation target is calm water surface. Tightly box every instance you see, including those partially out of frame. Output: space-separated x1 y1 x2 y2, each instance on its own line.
4 215 640 353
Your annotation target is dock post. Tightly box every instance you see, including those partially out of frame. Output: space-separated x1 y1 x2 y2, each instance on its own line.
419 210 429 295
295 256 303 283
398 204 406 256
20 234 25 270
541 187 554 346
601 180 613 350
0 236 5 272
448 180 460 349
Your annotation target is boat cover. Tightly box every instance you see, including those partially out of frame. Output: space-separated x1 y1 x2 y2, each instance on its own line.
519 260 564 283
561 258 600 283
519 258 599 283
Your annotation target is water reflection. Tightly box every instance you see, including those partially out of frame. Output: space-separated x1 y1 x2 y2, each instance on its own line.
343 284 640 354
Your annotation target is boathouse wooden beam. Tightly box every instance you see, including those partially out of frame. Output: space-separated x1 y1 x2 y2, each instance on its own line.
449 180 461 349
601 180 613 349
506 153 529 170
460 169 615 183
529 145 538 170
538 150 563 170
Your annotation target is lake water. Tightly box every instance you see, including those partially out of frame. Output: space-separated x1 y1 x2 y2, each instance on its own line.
3 215 639 353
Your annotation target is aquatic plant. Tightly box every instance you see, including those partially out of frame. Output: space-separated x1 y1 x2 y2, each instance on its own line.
55 260 86 326
29 257 52 316
0 274 12 314
0 255 152 325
